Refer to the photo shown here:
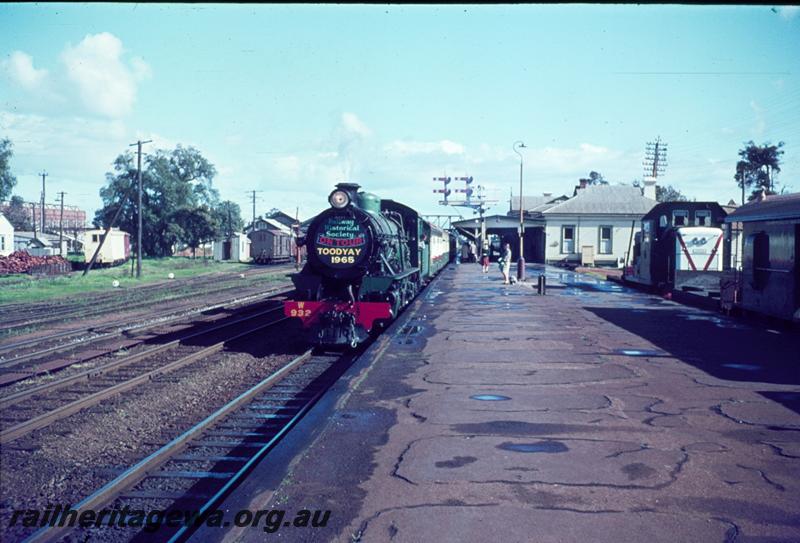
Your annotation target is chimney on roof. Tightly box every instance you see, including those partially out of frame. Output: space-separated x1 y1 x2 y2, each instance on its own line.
543 192 552 198
756 188 767 202
643 176 657 200
578 179 588 190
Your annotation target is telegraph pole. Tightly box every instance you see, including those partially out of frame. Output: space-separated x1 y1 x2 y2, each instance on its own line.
643 137 668 200
39 171 48 233
57 191 66 255
246 190 263 231
129 140 152 278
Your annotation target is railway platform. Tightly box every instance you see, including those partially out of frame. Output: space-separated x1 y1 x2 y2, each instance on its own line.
192 262 800 543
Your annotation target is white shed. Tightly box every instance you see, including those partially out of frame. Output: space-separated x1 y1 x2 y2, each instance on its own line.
213 233 252 263
81 228 131 265
0 212 14 257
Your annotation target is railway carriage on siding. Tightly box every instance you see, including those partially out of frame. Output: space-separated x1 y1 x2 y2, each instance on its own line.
81 228 131 266
285 183 451 347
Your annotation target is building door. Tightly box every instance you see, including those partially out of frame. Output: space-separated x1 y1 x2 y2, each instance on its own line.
223 240 232 260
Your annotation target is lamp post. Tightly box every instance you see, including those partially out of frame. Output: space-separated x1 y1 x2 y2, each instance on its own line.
513 140 527 281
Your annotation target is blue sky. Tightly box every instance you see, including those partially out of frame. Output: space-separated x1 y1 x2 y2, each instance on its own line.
1 4 798 222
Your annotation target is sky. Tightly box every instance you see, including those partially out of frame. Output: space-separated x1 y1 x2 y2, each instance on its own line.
1 4 799 223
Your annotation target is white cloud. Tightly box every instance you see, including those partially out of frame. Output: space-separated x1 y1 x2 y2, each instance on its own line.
2 51 48 90
61 32 150 118
341 112 371 137
384 139 465 157
777 6 799 19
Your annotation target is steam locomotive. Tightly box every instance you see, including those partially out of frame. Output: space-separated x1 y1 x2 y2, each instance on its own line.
284 183 451 347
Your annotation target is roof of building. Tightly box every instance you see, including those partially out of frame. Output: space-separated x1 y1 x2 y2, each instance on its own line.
510 195 566 212
543 185 657 216
725 192 800 222
0 212 12 229
451 215 541 230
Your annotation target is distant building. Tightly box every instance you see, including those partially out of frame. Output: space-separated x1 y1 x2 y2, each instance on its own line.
541 184 657 267
213 233 252 263
13 231 68 256
266 210 298 229
0 201 87 233
0 212 13 257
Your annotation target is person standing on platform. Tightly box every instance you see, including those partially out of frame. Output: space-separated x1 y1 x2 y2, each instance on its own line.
481 239 490 273
499 242 512 284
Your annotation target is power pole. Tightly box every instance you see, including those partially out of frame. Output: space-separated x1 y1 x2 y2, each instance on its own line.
31 202 37 235
57 191 66 256
39 171 48 233
246 190 263 232
129 140 152 278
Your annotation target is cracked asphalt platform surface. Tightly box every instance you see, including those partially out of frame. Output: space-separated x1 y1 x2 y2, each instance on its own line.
193 263 800 543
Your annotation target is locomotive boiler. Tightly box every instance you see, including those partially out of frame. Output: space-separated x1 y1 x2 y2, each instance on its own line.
284 183 450 347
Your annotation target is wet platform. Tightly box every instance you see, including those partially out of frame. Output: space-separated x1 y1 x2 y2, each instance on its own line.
193 263 800 543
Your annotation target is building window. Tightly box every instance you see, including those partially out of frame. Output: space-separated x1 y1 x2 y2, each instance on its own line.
92 234 99 242
672 210 689 226
561 225 575 254
0 234 4 251
695 210 711 226
599 226 612 254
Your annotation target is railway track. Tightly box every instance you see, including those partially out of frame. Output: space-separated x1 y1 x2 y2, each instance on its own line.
0 266 294 337
0 284 294 386
0 305 289 444
23 347 348 543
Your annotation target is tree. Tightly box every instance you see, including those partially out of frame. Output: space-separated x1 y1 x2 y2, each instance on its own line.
655 185 688 202
172 206 218 258
581 171 608 186
213 200 244 238
5 195 32 230
735 140 785 201
631 179 689 202
0 139 17 202
94 146 220 257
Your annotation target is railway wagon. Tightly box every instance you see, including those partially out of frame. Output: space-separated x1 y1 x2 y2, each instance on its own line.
625 202 727 292
725 193 800 322
81 228 130 266
249 228 293 264
285 183 451 347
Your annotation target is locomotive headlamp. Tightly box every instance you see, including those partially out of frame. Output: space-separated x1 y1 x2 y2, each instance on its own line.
329 190 350 208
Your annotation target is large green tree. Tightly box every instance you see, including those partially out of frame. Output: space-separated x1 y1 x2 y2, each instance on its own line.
94 145 220 257
213 200 244 238
735 140 785 201
1 138 18 202
172 206 218 258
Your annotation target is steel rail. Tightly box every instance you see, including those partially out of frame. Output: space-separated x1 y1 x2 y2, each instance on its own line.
0 284 293 363
0 264 295 321
0 274 284 333
0 306 285 409
23 348 315 543
0 315 290 444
